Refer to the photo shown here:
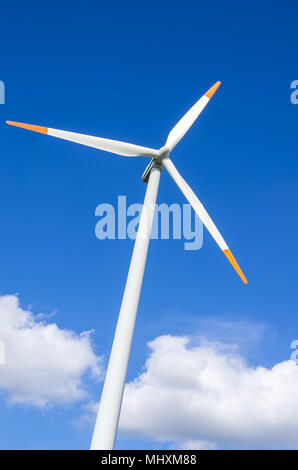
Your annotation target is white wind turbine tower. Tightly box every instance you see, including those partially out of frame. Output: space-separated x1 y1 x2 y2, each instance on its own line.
7 81 247 450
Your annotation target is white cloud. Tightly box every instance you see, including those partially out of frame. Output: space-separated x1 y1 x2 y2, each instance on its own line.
119 335 298 449
171 440 218 450
0 294 102 407
72 400 99 429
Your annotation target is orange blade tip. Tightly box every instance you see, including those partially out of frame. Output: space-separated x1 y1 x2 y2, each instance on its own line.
6 121 48 134
223 248 247 285
205 81 221 99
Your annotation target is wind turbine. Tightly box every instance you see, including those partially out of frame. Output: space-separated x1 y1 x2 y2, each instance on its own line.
6 81 247 450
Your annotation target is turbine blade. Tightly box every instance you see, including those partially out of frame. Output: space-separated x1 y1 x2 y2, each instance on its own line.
162 157 247 284
6 121 159 158
165 81 221 152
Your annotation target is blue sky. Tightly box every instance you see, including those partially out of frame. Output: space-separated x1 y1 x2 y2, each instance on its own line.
0 0 297 450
